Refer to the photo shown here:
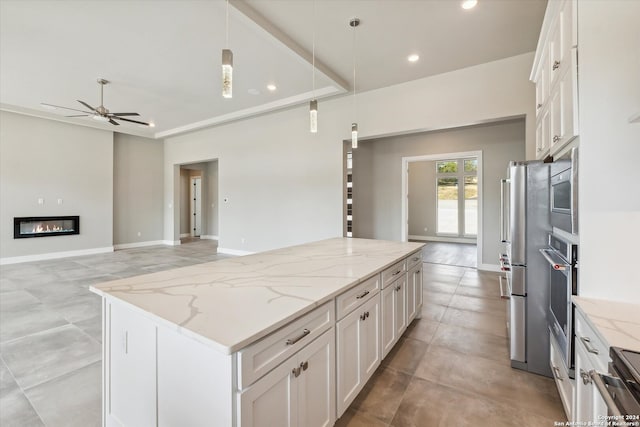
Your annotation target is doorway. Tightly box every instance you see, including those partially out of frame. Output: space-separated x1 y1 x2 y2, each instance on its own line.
401 150 482 268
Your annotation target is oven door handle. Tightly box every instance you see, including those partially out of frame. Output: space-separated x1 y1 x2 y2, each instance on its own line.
539 248 570 271
589 370 624 418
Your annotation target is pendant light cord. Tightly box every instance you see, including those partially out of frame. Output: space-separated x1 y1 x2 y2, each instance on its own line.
312 0 316 97
225 0 229 48
352 20 357 119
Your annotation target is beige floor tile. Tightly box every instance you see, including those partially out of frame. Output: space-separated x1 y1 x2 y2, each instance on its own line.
382 338 429 375
422 281 458 295
351 366 412 423
448 293 508 315
422 291 454 307
431 322 509 363
390 377 561 427
335 408 389 427
404 318 439 343
440 306 507 338
417 303 447 323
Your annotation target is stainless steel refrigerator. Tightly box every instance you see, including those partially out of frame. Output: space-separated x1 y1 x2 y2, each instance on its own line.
500 160 552 377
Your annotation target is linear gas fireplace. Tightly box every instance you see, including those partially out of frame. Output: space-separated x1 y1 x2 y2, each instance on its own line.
14 216 80 239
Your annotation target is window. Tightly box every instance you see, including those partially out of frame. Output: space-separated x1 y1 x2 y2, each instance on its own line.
436 157 478 237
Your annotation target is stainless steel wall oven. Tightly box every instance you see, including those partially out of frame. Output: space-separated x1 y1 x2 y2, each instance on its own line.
540 233 578 378
550 147 579 235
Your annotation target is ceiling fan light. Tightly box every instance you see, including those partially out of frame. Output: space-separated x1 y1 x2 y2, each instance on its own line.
310 99 318 133
92 115 109 122
222 49 233 99
461 0 478 10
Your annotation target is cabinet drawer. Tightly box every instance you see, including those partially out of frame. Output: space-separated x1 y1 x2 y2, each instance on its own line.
574 310 609 372
382 260 406 289
237 301 334 390
406 251 422 271
336 274 379 321
550 333 574 420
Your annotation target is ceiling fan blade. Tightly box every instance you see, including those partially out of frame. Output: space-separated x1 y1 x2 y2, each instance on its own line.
77 100 97 111
114 116 150 126
109 112 140 117
65 114 90 117
41 103 92 114
108 119 120 126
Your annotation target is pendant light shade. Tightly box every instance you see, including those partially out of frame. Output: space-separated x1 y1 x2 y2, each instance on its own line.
310 99 318 133
351 123 358 148
222 49 233 99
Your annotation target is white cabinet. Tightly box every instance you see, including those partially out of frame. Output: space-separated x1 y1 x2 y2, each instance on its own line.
406 263 423 323
239 328 335 427
550 333 574 421
107 301 157 427
574 309 609 424
531 0 578 160
381 275 406 358
336 295 380 417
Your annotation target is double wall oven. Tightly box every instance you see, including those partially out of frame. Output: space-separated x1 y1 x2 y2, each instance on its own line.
540 233 578 378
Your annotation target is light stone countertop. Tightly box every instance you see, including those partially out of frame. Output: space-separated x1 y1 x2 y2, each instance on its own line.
573 296 640 352
91 237 424 355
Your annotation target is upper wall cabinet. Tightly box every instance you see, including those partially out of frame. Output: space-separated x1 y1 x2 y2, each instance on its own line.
531 0 579 160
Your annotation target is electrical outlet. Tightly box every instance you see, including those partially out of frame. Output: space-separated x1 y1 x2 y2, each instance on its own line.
38 198 44 205
57 198 63 205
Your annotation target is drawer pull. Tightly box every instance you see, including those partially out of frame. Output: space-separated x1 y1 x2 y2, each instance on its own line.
552 60 561 70
391 269 402 276
552 365 563 381
300 361 309 372
356 290 370 299
292 366 301 378
553 135 560 143
412 257 420 262
359 311 370 321
286 329 310 346
580 336 599 355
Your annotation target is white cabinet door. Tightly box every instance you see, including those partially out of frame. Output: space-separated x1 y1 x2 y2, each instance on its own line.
336 295 380 417
297 329 335 427
394 276 407 339
239 358 296 427
380 284 396 358
550 85 562 152
407 264 422 323
108 303 157 427
574 337 607 424
360 295 380 381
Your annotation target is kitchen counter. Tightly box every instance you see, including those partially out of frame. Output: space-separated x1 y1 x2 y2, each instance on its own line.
90 237 424 355
573 296 640 352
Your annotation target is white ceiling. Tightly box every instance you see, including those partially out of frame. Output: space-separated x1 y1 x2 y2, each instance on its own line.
0 0 546 139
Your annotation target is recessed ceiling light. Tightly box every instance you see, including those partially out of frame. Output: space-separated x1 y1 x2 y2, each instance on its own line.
267 84 277 91
148 122 156 128
461 0 477 10
408 54 420 63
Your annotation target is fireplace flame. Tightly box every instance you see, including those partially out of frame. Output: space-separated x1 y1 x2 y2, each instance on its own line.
33 224 64 233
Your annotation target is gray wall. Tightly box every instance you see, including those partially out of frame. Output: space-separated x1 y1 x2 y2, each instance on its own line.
0 111 114 258
407 160 437 238
351 120 525 267
113 133 164 245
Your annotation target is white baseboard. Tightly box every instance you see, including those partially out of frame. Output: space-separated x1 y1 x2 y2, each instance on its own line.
163 240 181 246
200 235 219 240
114 240 165 250
180 233 191 238
217 247 254 256
0 246 114 265
478 263 501 272
409 235 477 244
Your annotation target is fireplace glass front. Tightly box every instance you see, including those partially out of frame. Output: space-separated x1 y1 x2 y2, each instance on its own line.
14 216 80 238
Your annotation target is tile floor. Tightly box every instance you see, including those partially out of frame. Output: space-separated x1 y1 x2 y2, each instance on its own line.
0 241 565 426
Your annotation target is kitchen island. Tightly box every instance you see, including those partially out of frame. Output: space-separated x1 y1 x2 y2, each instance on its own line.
91 237 424 427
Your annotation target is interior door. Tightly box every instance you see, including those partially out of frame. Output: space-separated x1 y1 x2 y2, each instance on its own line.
190 176 202 237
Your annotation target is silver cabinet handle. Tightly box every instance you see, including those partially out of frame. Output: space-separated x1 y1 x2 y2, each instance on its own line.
580 368 591 385
552 60 561 70
553 135 560 143
360 311 370 321
300 361 309 372
552 365 563 381
412 257 420 262
356 290 369 299
590 370 624 418
292 366 301 378
539 248 569 271
580 336 599 355
286 328 310 346
395 284 402 291
499 276 510 300
391 269 402 276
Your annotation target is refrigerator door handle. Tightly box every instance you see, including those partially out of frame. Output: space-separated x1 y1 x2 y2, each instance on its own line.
500 179 510 243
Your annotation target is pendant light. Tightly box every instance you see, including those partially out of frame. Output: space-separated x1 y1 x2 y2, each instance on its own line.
350 18 360 149
309 0 318 133
222 0 233 98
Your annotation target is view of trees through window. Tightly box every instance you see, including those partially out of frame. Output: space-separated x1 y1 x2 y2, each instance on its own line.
436 158 477 236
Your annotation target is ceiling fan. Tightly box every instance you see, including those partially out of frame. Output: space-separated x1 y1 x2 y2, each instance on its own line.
41 78 151 127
